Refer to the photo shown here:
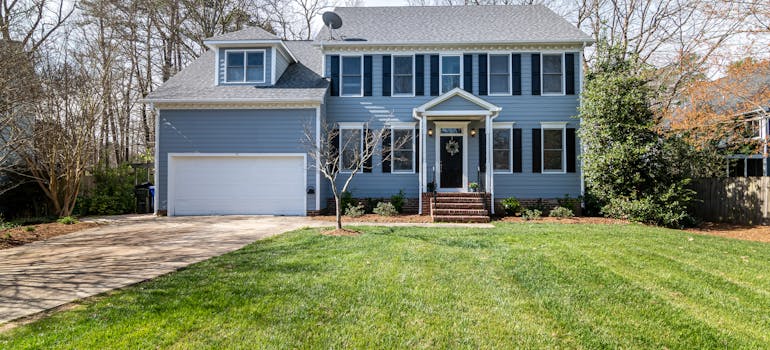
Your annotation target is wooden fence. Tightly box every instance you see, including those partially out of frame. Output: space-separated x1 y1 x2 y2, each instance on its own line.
691 177 769 225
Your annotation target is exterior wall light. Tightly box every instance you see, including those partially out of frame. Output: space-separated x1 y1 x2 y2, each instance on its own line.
427 128 434 137
470 128 477 137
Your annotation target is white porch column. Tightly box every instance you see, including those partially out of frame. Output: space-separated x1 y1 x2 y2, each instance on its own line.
485 115 494 214
419 116 427 214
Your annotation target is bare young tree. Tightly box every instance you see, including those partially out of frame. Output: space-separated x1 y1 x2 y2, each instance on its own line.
303 121 408 230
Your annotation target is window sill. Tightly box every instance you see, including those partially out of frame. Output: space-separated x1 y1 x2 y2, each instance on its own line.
493 170 513 174
392 170 416 174
542 170 567 174
391 93 416 98
541 92 566 96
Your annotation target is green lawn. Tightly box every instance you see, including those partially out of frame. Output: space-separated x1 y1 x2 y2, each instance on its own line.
2 223 769 349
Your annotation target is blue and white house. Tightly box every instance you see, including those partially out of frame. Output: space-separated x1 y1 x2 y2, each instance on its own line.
146 5 594 218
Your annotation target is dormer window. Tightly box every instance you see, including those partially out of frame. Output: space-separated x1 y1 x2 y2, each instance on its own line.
225 50 265 83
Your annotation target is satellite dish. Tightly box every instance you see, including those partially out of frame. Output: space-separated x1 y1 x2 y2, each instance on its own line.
322 12 343 30
322 11 342 40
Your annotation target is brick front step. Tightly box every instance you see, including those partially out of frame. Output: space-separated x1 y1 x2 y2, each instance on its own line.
432 197 486 204
432 215 491 223
432 192 487 197
432 208 488 216
433 202 485 210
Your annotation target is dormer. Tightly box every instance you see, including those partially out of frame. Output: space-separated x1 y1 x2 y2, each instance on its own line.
203 27 298 86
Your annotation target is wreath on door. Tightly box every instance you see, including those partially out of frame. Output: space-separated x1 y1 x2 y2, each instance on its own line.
445 138 460 156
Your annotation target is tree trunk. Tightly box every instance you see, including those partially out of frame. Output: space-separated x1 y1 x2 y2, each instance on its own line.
335 196 342 230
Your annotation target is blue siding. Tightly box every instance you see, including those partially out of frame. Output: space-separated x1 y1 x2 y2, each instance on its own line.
157 109 316 211
324 50 583 202
431 95 488 111
275 49 290 82
218 47 273 86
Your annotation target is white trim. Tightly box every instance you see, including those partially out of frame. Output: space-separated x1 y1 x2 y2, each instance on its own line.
339 123 364 173
540 122 568 174
271 47 278 85
418 117 427 214
214 49 220 86
540 52 566 96
205 40 298 63
153 106 160 215
439 54 463 95
434 121 469 192
414 87 501 114
223 49 267 84
485 116 494 214
388 121 417 128
391 54 416 97
487 53 512 96
315 106 321 211
492 122 515 174
340 55 364 97
167 153 307 216
423 110 492 117
315 40 595 49
390 125 416 174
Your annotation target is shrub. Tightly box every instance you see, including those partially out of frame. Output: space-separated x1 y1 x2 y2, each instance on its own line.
25 226 36 232
557 194 581 212
345 203 365 218
58 216 78 225
364 198 378 213
390 190 405 213
373 202 398 216
340 191 355 213
77 164 135 216
500 197 521 216
0 215 19 230
601 181 697 228
522 209 542 221
549 206 574 218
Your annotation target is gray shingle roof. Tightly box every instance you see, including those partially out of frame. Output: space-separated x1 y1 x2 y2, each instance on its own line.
316 5 592 44
146 41 328 103
205 26 279 42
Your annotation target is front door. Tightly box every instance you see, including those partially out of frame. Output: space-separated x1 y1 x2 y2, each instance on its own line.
436 123 467 191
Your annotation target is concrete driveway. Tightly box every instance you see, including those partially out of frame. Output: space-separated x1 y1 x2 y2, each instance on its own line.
0 215 324 324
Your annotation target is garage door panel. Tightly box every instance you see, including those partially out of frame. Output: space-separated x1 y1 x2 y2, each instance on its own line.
170 155 305 216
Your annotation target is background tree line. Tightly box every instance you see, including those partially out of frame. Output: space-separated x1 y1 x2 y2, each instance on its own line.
0 0 767 220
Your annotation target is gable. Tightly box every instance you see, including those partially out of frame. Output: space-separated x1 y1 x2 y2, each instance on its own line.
429 95 489 112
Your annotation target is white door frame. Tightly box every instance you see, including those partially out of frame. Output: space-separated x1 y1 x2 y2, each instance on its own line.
434 121 469 192
167 152 307 216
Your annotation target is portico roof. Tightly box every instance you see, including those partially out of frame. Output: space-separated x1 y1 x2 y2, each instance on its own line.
413 88 502 119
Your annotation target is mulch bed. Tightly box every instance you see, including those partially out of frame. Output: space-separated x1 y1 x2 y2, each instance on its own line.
313 214 433 223
0 222 100 250
687 222 770 243
495 216 631 225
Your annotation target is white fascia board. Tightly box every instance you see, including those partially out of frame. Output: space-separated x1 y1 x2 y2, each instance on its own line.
314 39 596 47
143 97 324 104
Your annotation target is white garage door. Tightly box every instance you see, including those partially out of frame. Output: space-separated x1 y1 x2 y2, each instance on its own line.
170 155 306 216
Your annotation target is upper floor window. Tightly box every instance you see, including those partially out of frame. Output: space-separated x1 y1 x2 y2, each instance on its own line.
542 53 564 95
746 119 761 139
225 50 265 83
441 55 461 93
489 54 511 95
341 56 363 96
542 123 566 173
339 124 363 172
493 124 513 172
392 55 414 96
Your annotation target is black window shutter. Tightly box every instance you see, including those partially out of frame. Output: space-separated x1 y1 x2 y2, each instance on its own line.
415 55 425 96
532 128 541 173
382 132 391 173
479 128 486 172
363 128 373 172
429 54 439 96
512 54 522 95
463 54 473 92
363 55 373 96
531 54 541 96
330 128 340 173
415 131 420 172
513 128 522 172
565 53 575 95
382 55 391 97
329 55 340 96
478 54 488 96
566 128 576 173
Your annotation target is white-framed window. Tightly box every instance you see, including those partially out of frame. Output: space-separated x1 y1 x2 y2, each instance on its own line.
541 122 567 173
493 123 513 172
488 54 511 95
392 55 415 96
225 50 266 83
440 55 462 93
339 123 364 172
341 56 363 96
746 118 761 139
391 123 416 173
541 53 564 95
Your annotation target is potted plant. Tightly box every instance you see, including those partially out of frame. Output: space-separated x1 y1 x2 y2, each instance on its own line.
469 182 480 192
